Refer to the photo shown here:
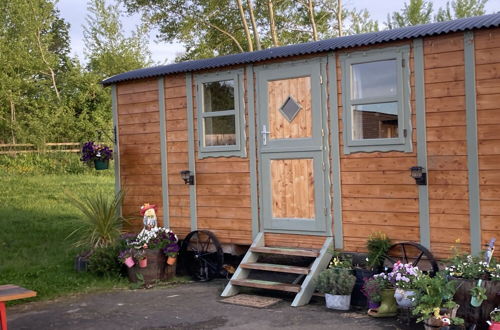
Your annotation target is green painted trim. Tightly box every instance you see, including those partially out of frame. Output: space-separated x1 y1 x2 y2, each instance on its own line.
320 58 333 237
340 45 412 154
327 54 344 249
464 31 482 255
194 69 246 159
186 73 197 231
291 237 333 307
158 78 169 227
111 85 121 215
246 65 260 239
413 39 430 249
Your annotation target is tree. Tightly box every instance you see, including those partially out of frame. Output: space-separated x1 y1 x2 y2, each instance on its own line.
436 0 488 21
386 0 434 29
84 0 152 79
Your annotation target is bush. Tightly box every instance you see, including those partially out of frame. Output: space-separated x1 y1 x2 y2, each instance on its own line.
88 245 123 277
316 268 356 295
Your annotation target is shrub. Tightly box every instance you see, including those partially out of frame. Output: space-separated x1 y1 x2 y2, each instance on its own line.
366 231 391 270
88 245 123 277
316 268 356 295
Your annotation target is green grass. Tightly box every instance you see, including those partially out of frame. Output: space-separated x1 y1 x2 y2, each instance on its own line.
0 173 128 304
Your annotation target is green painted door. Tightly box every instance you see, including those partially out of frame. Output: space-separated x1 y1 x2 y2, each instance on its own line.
256 60 328 234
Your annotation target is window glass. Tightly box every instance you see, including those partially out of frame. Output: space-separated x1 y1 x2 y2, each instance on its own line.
352 102 398 140
203 80 235 112
203 116 236 146
351 60 397 100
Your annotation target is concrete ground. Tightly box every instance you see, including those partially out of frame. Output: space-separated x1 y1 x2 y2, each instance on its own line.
8 280 419 330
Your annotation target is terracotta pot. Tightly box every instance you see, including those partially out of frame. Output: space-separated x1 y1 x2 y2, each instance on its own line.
139 258 148 268
167 256 177 265
124 256 135 268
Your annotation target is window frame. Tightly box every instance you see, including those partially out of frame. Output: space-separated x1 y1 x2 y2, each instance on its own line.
340 45 412 154
195 69 246 159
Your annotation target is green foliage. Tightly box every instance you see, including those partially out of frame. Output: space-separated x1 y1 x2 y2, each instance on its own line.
315 268 356 295
0 174 126 304
411 273 458 322
451 317 465 325
328 250 353 269
366 231 391 270
491 309 500 322
88 245 124 277
470 285 487 302
361 276 388 302
386 0 434 28
67 190 127 250
436 0 488 21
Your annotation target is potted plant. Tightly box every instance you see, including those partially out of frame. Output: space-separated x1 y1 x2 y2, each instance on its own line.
135 250 148 268
411 273 460 330
119 249 134 268
163 242 180 265
367 272 398 318
80 141 113 170
361 276 386 309
389 261 421 307
315 267 356 310
366 232 391 271
488 308 500 330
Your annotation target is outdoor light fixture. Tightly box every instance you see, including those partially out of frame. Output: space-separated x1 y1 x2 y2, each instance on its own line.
180 170 194 185
410 166 427 185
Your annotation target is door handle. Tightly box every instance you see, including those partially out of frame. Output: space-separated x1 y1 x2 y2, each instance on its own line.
261 125 271 145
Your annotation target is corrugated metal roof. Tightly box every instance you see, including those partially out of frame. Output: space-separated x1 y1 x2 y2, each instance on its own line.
102 13 500 86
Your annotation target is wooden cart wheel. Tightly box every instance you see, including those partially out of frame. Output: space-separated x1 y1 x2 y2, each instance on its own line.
179 230 224 282
382 242 439 275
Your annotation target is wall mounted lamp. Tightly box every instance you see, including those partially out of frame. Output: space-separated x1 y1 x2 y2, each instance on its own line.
180 170 195 185
410 166 427 185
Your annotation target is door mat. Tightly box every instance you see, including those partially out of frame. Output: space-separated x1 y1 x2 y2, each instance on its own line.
220 294 282 308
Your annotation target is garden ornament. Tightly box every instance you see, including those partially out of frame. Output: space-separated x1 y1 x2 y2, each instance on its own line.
140 203 158 231
471 238 495 307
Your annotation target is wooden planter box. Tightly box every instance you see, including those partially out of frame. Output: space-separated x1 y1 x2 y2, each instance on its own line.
452 279 500 330
127 249 176 285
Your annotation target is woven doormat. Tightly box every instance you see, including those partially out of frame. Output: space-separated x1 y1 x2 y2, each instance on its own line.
220 294 282 308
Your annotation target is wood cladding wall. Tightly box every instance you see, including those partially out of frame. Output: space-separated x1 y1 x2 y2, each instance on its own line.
116 78 163 231
475 29 500 250
335 42 421 253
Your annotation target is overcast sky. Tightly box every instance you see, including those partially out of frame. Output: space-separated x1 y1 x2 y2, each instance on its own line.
56 0 500 65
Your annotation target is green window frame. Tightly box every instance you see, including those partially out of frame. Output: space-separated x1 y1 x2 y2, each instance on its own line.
340 45 412 154
195 69 246 159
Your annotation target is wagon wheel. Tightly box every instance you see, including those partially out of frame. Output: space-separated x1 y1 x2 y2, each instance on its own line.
179 230 224 282
382 242 439 275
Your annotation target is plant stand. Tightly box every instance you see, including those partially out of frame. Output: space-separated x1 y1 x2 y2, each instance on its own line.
128 249 176 285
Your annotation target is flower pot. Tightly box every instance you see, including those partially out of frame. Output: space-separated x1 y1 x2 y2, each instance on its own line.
394 288 416 307
94 159 109 170
489 322 500 330
124 256 135 268
423 317 443 330
368 288 398 318
167 256 177 265
139 258 148 268
325 293 351 310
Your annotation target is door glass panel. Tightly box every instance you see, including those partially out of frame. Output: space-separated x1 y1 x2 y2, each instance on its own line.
352 60 397 100
352 102 398 140
268 76 312 140
203 80 235 112
203 116 236 146
270 158 315 219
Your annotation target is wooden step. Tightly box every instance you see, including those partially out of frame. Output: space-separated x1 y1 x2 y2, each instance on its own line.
250 246 320 257
231 279 301 293
240 262 310 275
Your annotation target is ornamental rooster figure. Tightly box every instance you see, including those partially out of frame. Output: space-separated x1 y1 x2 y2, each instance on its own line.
139 203 158 235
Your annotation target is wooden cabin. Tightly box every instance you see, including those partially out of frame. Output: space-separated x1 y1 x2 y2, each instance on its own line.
103 14 500 305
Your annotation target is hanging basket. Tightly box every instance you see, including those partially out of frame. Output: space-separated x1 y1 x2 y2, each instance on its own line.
94 159 109 170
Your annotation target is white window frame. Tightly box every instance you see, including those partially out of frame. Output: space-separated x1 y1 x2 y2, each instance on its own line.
340 45 412 154
195 69 246 159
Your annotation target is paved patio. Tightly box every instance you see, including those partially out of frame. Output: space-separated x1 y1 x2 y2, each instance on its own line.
8 280 417 329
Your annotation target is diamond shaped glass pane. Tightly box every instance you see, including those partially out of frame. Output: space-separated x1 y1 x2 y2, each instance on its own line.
279 96 302 122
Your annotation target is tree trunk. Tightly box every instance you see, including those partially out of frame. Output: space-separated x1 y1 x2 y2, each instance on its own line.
247 0 261 50
236 0 253 51
10 99 16 144
307 0 318 41
337 0 343 37
267 0 279 47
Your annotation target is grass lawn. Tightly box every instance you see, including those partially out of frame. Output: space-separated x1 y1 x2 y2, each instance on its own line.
0 173 128 304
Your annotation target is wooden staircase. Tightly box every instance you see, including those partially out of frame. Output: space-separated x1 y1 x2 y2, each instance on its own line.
221 233 333 307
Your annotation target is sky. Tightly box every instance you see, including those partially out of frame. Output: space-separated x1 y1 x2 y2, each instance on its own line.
57 0 500 65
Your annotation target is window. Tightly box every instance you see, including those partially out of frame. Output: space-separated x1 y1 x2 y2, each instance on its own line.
196 70 246 158
341 46 412 154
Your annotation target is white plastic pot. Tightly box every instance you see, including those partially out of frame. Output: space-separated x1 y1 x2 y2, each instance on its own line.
325 293 351 310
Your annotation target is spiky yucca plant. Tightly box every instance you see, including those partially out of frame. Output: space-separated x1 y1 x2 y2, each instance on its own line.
67 190 126 250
